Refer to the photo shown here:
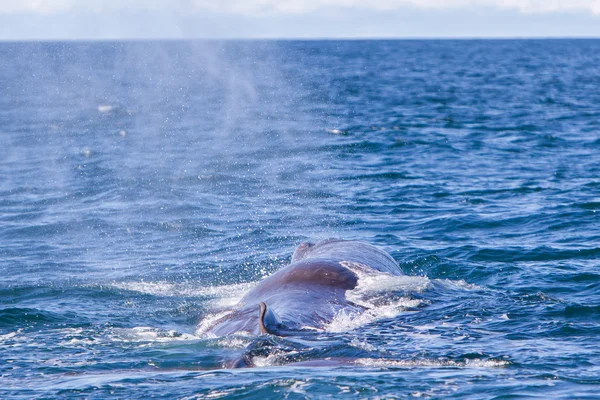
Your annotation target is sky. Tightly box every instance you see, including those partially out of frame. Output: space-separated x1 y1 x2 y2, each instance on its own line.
1 0 600 40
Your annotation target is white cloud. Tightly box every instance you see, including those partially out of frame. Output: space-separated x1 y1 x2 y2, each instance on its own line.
0 0 72 14
1 0 600 15
0 0 182 14
192 0 600 15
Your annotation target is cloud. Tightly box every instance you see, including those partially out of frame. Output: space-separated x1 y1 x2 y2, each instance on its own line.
191 0 600 15
1 0 600 15
0 0 179 14
0 0 71 14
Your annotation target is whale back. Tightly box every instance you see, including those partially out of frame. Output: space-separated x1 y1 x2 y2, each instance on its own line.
206 259 363 337
292 239 402 276
203 239 401 338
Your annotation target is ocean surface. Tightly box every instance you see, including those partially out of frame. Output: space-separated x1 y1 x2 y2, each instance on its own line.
1 39 599 398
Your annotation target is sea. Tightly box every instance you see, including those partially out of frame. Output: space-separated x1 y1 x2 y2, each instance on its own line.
1 39 599 398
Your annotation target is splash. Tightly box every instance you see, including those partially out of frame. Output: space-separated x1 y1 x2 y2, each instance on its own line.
196 311 236 338
110 280 256 309
251 350 301 368
324 262 431 333
350 337 377 351
325 299 421 333
0 331 18 342
109 326 198 344
215 336 251 349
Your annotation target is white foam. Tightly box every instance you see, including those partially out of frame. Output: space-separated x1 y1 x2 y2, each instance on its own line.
204 391 235 399
323 263 429 333
252 350 300 368
195 311 234 338
355 358 509 368
341 261 431 303
110 280 255 309
215 336 251 349
109 326 198 343
434 278 483 291
350 337 377 351
0 331 18 342
325 298 420 333
65 338 95 346
289 380 310 395
56 328 97 347
110 280 260 340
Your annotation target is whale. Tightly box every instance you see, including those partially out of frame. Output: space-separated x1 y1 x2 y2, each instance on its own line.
203 239 402 338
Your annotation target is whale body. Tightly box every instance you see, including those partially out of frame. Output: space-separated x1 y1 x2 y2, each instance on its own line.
203 239 402 337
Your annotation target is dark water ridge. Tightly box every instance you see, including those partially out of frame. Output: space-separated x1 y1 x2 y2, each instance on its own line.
1 39 600 398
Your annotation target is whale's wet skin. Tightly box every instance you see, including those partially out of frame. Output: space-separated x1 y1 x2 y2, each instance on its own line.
199 239 408 366
198 239 429 367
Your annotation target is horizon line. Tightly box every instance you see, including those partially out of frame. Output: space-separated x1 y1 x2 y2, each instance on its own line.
2 35 600 43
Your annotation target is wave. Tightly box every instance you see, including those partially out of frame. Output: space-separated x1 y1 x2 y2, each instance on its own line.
108 326 199 344
0 307 74 327
109 280 256 309
355 357 510 368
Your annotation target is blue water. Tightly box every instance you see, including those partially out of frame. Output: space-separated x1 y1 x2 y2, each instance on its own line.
1 39 599 398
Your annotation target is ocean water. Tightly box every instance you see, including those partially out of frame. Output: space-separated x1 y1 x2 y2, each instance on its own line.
1 39 599 398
